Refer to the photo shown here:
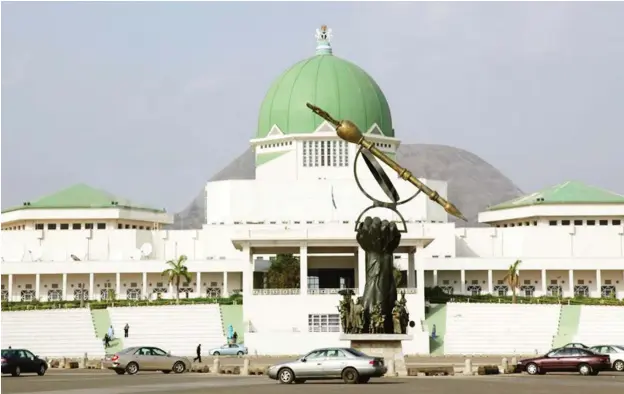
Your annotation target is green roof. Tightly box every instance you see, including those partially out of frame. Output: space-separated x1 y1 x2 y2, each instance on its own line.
2 184 166 214
487 181 624 211
257 29 393 139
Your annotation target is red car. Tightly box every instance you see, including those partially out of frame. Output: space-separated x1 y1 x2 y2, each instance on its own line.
518 347 611 376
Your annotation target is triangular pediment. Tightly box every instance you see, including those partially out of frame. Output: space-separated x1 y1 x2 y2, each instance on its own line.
366 124 383 136
267 125 284 137
314 121 336 133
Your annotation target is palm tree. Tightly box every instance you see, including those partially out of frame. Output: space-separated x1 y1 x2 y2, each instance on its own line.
162 255 192 304
503 260 522 304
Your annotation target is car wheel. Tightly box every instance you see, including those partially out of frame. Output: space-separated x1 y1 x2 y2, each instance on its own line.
37 364 46 376
12 366 21 377
614 360 624 372
294 379 306 384
578 363 591 376
342 367 359 384
278 368 294 384
115 369 125 375
358 377 370 383
213 351 220 356
126 362 139 375
172 361 185 374
525 363 539 375
237 351 244 356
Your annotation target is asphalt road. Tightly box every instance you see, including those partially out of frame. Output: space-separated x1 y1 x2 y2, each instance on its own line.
199 355 525 367
2 370 623 394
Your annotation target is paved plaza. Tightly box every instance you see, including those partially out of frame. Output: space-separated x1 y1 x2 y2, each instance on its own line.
2 369 623 394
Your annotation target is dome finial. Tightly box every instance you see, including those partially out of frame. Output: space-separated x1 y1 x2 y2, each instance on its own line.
315 25 333 55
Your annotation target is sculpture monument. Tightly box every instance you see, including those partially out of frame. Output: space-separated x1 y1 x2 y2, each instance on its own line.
308 103 465 335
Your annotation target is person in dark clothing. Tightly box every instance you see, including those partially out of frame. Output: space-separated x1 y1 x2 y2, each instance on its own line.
193 344 201 363
124 323 130 338
103 334 110 348
232 331 238 344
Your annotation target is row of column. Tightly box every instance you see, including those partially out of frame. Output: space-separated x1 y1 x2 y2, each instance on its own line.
4 271 231 301
241 244 419 296
429 268 618 294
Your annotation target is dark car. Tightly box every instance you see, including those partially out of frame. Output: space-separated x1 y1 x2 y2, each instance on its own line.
562 342 589 349
1 349 48 377
518 347 611 376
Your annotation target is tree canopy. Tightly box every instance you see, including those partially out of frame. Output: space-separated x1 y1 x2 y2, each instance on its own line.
267 254 300 289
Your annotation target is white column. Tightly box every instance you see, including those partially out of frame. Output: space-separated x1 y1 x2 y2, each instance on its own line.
89 273 95 300
460 270 466 294
568 270 574 296
35 274 41 301
596 269 602 297
196 272 202 297
299 244 308 295
115 273 121 300
8 274 14 302
142 272 148 300
487 270 493 294
541 269 547 296
242 245 253 297
407 250 416 288
223 271 229 297
357 247 366 296
432 270 438 287
62 273 68 301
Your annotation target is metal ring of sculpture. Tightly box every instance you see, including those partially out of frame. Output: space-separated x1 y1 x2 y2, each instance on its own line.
353 145 421 233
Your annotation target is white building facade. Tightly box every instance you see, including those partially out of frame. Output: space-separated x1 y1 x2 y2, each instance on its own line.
2 26 624 355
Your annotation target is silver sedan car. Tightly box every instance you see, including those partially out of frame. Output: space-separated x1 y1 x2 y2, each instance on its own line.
267 347 387 384
589 345 624 372
105 346 189 375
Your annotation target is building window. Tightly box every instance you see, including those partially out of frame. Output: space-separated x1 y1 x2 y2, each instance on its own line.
533 221 537 226
60 223 69 230
308 314 340 333
47 223 57 230
35 224 44 230
613 220 622 226
574 285 589 297
599 220 608 226
574 219 583 225
125 225 130 229
302 140 349 168
85 223 94 229
308 276 320 290
118 223 123 229
561 220 570 225
549 220 557 226
72 223 82 230
97 223 106 230
587 220 596 226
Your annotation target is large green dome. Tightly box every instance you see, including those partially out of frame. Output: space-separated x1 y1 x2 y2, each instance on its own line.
257 27 393 139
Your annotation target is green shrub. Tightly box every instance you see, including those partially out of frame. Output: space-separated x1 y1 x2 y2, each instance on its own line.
1 294 243 311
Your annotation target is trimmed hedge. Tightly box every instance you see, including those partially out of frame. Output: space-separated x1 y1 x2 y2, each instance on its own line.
425 286 624 306
1 294 243 311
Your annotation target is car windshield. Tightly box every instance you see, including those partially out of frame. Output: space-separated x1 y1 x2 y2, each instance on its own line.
344 348 369 358
613 345 624 352
118 347 136 354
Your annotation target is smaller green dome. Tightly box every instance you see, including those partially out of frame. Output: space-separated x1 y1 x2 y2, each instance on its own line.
257 26 393 139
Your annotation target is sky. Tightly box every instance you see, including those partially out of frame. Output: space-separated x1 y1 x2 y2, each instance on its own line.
2 2 624 212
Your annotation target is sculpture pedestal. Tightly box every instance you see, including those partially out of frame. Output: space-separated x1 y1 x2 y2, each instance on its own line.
340 334 412 377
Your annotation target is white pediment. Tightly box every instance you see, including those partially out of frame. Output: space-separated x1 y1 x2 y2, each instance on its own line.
366 124 383 136
314 121 336 133
267 125 284 137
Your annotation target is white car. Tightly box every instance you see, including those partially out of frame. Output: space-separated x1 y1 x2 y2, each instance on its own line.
590 345 624 372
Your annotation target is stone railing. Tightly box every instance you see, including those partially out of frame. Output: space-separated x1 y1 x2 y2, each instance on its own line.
251 288 300 296
307 288 358 295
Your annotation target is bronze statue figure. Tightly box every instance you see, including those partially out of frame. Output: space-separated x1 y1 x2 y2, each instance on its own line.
358 216 400 333
392 302 402 334
350 297 365 333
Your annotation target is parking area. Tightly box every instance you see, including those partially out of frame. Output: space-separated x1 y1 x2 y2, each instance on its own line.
2 370 623 394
